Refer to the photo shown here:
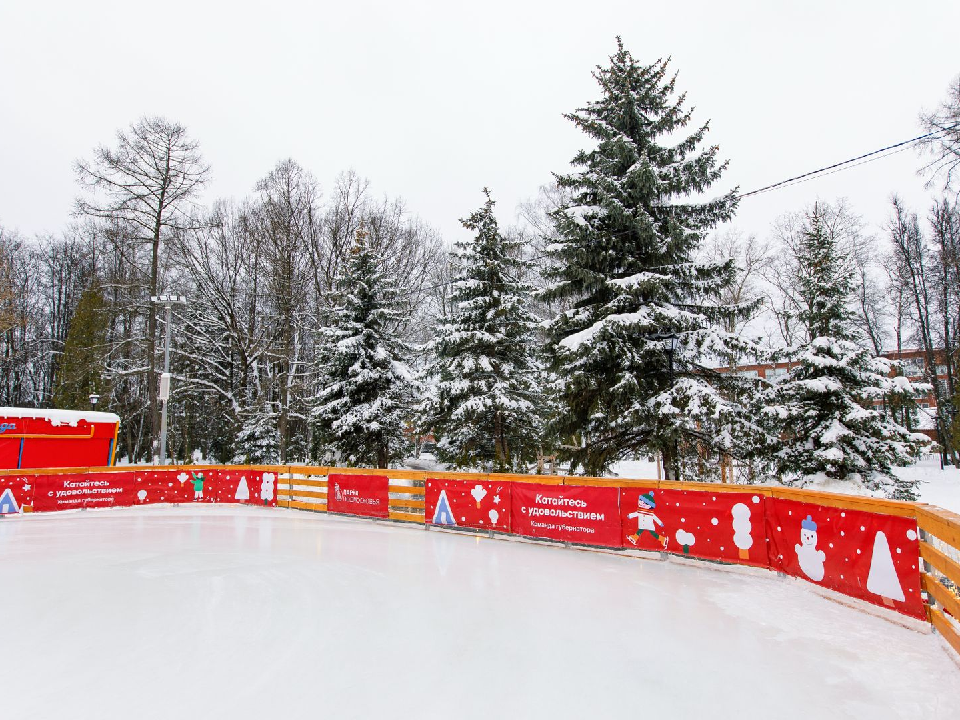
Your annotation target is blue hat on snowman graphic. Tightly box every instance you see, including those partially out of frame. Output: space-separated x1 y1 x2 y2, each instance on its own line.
801 515 817 531
638 492 656 509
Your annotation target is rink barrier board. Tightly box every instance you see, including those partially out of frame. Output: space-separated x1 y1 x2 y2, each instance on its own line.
3 464 960 657
929 609 960 656
277 470 427 520
913 503 960 655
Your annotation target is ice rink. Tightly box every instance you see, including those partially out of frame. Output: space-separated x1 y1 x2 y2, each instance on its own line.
1 505 957 719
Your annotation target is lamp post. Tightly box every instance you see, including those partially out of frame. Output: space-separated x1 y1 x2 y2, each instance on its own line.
150 294 187 465
89 393 100 412
658 334 680 481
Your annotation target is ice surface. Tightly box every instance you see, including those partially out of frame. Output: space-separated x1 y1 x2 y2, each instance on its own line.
0 506 957 719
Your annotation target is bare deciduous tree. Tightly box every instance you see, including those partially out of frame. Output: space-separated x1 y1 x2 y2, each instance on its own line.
75 116 209 457
918 74 960 192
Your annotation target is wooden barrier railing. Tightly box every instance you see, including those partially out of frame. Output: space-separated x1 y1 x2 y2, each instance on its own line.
3 462 959 659
915 504 960 657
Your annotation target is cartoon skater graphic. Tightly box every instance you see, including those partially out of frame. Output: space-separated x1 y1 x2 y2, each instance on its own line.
626 492 668 549
191 471 205 500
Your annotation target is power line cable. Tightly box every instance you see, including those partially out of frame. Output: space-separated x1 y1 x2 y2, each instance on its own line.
737 122 960 198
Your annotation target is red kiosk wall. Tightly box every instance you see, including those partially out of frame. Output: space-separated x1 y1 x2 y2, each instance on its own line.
511 483 621 547
620 487 770 566
765 498 925 619
0 416 118 470
327 474 389 518
425 478 511 532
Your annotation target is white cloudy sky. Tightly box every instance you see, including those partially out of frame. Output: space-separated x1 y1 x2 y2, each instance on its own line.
1 0 957 246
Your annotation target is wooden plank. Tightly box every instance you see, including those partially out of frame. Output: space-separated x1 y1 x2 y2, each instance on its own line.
287 466 332 477
285 500 326 512
389 499 426 510
305 467 430 481
919 541 960 587
492 473 562 485
388 485 424 495
563 477 658 488
765 486 917 518
277 489 327 500
916 504 960 549
928 607 960 658
388 510 425 523
282 478 328 489
922 573 960 621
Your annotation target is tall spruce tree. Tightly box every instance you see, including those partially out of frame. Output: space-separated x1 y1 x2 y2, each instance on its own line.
426 190 544 472
313 225 413 468
52 285 108 410
542 39 753 479
761 204 930 499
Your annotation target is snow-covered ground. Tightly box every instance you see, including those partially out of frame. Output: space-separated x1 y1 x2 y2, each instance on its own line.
606 456 960 514
1 505 957 719
895 458 960 514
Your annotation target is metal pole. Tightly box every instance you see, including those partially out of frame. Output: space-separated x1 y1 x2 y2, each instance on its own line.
159 303 173 465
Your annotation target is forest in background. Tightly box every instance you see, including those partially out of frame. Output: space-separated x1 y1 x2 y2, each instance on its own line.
1 42 958 498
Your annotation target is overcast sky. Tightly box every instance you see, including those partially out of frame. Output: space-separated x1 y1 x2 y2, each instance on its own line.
1 1 957 247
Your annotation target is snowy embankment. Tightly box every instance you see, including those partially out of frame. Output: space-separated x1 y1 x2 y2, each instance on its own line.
607 457 960 514
609 457 960 514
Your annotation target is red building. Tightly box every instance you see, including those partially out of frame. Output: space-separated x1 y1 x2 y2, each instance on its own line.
0 408 120 470
723 349 953 442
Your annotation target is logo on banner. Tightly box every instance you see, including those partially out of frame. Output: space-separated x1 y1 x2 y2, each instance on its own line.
432 490 457 526
0 422 16 434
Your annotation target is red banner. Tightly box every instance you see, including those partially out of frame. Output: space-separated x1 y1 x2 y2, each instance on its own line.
33 472 137 511
425 478 510 532
620 488 770 566
765 498 925 619
20 468 280 512
0 474 35 514
511 483 621 547
327 474 389 518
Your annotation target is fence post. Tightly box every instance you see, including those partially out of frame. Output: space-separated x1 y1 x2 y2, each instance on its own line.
919 528 939 627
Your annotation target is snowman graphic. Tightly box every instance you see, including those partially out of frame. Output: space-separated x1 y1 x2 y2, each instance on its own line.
260 473 276 505
795 515 826 582
626 492 668 549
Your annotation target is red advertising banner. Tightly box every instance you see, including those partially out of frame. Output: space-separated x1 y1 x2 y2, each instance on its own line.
425 478 511 532
33 472 137 511
23 468 280 512
620 488 770 566
0 474 36 514
511 483 621 547
765 498 925 619
327 474 389 518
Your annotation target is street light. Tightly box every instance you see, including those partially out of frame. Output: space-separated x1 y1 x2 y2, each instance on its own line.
655 334 681 480
150 294 187 465
89 393 100 412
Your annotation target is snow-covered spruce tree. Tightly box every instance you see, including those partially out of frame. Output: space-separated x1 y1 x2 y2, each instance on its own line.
425 189 544 472
233 401 281 464
761 203 930 499
313 225 414 469
541 39 755 479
